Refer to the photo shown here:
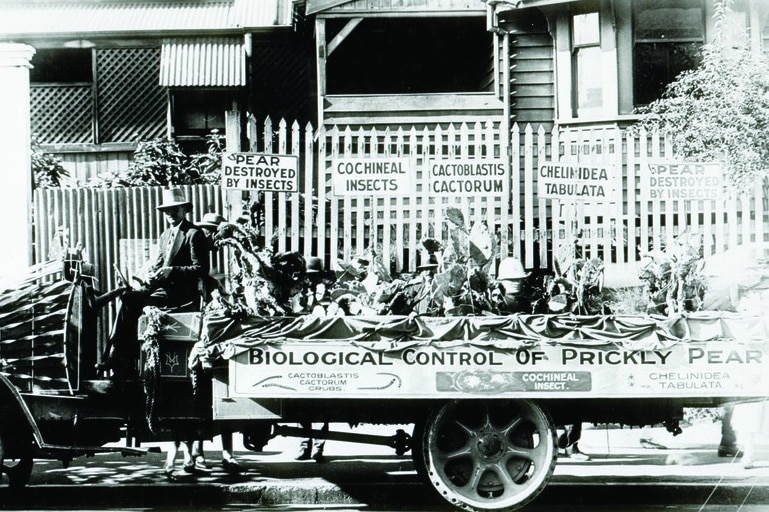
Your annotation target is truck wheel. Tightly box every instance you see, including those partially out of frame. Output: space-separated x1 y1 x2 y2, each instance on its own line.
0 424 33 489
411 420 429 483
422 400 556 512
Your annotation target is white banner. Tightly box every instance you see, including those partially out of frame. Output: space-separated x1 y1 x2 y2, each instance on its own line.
229 340 768 400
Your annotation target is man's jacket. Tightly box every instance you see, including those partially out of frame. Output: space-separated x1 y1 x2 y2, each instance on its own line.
150 218 210 308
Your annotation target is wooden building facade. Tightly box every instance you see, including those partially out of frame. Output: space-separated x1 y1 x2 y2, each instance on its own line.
0 0 301 182
6 0 769 280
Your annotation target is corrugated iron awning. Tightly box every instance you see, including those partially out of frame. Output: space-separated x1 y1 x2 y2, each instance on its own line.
160 37 246 87
0 0 292 37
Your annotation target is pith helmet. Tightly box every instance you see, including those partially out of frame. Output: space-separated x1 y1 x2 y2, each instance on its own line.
497 257 529 280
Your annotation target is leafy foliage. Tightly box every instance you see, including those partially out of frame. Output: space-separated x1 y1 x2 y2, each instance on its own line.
212 220 299 316
635 1 769 190
209 205 598 318
369 208 499 316
603 286 647 315
31 137 69 189
88 131 224 188
139 306 164 433
550 238 607 315
638 232 706 316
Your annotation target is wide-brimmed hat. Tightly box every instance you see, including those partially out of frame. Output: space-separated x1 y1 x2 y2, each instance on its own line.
417 253 439 271
197 212 227 230
157 187 191 211
306 256 324 274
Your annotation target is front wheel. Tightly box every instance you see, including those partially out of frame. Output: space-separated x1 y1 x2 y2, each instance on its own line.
422 400 556 512
0 422 33 490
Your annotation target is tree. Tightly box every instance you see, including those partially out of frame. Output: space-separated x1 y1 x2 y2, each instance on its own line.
636 0 769 190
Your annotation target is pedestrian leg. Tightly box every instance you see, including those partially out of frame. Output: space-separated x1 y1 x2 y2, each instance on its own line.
295 422 312 460
221 431 243 473
311 422 328 463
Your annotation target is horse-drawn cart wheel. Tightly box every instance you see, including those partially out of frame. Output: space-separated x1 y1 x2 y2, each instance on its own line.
421 400 556 512
0 424 33 490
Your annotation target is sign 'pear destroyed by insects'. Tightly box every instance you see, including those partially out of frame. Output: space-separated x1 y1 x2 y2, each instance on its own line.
641 161 723 201
222 152 299 192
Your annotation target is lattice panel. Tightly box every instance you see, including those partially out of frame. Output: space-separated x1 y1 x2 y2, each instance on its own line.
30 85 93 144
97 48 166 143
251 42 312 125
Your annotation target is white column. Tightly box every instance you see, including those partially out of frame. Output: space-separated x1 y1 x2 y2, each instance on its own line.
0 43 35 277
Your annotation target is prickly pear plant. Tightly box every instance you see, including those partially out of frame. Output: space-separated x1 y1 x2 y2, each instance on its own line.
551 236 606 315
638 232 706 315
412 207 498 315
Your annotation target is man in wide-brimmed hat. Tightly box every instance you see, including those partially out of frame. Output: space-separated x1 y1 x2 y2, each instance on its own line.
104 187 210 379
147 186 210 305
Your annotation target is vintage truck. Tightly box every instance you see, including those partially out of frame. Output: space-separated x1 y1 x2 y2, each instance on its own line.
0 255 767 512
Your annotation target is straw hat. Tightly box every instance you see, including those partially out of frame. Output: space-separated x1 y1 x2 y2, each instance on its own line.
157 187 191 210
197 213 227 230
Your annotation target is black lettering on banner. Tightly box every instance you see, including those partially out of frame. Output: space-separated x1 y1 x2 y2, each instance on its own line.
250 348 264 364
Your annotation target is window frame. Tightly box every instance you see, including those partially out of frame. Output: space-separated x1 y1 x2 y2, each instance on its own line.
571 11 603 118
170 88 238 141
631 0 706 107
29 47 94 85
324 16 493 96
316 13 502 126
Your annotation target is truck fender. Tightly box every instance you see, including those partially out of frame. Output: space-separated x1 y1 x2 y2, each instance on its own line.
0 373 45 447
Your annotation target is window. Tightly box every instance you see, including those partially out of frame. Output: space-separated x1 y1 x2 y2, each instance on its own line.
633 0 705 106
326 17 492 95
573 12 602 116
171 89 236 151
30 49 92 83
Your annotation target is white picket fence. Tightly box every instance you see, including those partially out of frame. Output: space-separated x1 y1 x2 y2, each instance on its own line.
227 116 768 276
36 117 768 285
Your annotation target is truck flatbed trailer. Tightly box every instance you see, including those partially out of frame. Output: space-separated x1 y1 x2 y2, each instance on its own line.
2 266 766 512
158 310 767 511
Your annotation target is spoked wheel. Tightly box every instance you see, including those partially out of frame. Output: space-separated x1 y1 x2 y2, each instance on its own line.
422 399 556 512
0 423 33 490
411 420 429 483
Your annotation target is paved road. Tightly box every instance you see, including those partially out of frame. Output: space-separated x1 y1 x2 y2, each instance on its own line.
1 422 768 510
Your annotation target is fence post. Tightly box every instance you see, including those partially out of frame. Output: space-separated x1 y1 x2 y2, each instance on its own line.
225 110 243 223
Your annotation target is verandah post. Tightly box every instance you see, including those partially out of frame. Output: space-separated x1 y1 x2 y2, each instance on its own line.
0 43 35 276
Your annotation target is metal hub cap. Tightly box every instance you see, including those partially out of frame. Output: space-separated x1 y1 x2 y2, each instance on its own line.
476 432 504 458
